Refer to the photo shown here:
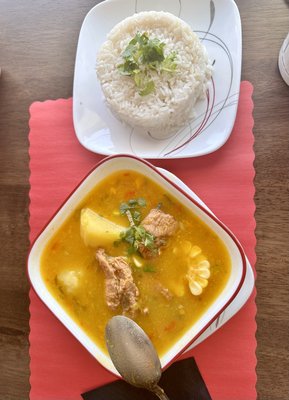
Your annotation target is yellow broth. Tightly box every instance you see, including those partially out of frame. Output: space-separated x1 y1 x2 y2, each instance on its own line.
41 170 231 356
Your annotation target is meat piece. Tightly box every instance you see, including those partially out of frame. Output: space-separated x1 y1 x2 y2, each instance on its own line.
139 209 178 259
96 248 139 313
141 208 178 238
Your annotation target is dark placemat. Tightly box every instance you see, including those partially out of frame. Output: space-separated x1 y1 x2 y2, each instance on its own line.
82 358 211 400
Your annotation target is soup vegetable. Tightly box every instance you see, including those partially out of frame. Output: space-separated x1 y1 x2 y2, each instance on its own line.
41 170 231 356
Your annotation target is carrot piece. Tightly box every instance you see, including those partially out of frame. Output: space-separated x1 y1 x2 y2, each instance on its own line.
164 320 176 332
125 190 136 198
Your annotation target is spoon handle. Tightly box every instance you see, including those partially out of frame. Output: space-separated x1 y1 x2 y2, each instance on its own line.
152 384 170 400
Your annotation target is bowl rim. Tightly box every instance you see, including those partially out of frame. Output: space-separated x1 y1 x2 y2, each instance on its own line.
27 153 247 376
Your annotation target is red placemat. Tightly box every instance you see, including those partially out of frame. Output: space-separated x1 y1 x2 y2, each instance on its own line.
29 81 256 400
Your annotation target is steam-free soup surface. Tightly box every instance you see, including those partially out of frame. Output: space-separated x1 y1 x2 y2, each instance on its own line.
41 170 231 356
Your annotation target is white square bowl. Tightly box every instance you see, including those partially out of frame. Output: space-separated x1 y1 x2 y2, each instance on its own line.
28 155 247 376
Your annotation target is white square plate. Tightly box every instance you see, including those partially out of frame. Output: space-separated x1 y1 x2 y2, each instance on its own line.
73 0 242 159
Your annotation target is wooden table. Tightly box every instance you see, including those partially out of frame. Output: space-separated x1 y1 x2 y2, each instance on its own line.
0 1 288 399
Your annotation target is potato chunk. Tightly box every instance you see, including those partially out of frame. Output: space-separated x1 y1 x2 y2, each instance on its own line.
57 270 82 293
80 208 125 247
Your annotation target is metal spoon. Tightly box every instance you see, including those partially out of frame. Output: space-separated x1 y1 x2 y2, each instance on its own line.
105 315 170 400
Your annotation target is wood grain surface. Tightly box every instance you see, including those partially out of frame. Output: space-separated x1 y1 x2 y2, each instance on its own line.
0 1 288 399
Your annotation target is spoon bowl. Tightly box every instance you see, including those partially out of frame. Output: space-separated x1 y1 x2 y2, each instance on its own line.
105 316 170 399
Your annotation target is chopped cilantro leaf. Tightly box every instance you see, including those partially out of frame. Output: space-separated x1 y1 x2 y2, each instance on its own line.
137 198 146 207
139 80 155 96
118 197 158 255
119 202 130 215
141 39 165 64
119 225 156 255
119 198 146 218
132 210 141 223
161 51 177 72
128 199 138 206
117 32 178 96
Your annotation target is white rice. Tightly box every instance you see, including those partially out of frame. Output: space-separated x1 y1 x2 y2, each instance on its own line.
96 11 212 138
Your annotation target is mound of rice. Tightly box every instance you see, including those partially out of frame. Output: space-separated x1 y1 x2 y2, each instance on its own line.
96 11 212 138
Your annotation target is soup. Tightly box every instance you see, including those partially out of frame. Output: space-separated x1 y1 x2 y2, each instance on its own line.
41 170 231 356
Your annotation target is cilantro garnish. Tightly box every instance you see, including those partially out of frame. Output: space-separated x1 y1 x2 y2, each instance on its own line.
119 198 146 225
117 197 157 255
117 32 177 96
120 225 156 255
